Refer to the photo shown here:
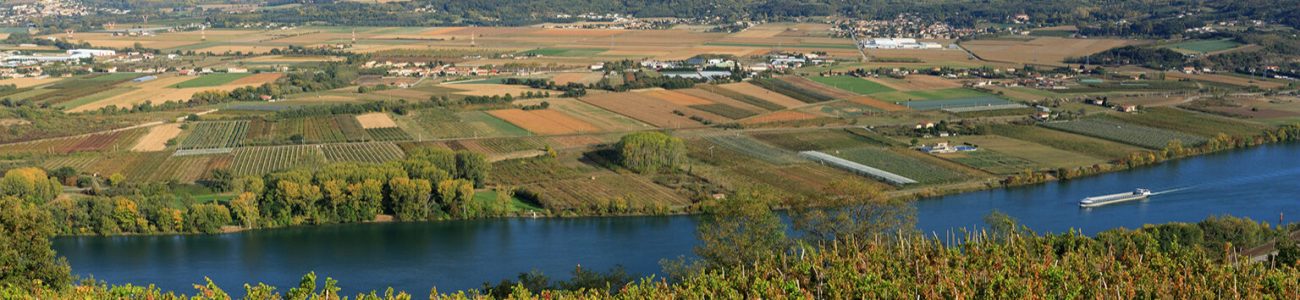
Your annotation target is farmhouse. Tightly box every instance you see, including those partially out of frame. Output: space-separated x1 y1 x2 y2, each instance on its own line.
920 142 977 154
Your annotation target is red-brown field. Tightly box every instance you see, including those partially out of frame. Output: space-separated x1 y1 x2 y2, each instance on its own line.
716 82 807 108
742 111 820 124
579 91 729 128
487 109 600 135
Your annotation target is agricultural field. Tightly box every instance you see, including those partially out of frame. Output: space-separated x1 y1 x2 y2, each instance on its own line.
700 135 802 165
712 82 807 109
750 78 837 103
922 135 1108 171
962 37 1140 66
178 121 248 150
1164 72 1286 89
989 124 1143 160
1042 118 1209 149
1105 107 1267 138
132 124 183 152
521 48 608 57
148 155 230 183
865 75 964 91
806 76 895 95
939 150 1039 175
487 109 600 135
741 111 821 124
394 109 532 140
170 73 252 88
355 112 400 129
321 142 407 164
366 128 414 141
686 139 874 196
750 129 881 151
229 145 328 176
23 73 139 106
1161 39 1243 54
522 171 691 212
545 99 651 132
579 91 729 128
0 128 145 156
829 147 968 184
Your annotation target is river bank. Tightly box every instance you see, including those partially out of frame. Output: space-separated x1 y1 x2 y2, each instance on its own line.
54 142 1300 294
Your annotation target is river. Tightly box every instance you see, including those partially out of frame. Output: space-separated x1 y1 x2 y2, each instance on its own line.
53 144 1300 294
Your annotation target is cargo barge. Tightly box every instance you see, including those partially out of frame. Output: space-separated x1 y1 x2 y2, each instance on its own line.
1079 188 1152 208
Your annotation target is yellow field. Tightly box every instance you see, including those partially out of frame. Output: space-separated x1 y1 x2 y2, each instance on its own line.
68 73 283 112
0 77 61 88
963 37 1140 66
131 124 182 152
550 72 603 85
442 83 547 97
355 113 399 129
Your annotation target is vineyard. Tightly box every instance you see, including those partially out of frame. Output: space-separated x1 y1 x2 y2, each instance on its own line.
365 127 413 141
321 143 406 164
148 155 228 182
179 121 248 150
229 145 327 176
1043 118 1208 149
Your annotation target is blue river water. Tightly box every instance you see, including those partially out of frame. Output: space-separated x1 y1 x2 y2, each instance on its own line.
52 143 1300 294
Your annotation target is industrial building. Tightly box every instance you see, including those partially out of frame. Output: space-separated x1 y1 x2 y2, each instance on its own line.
860 38 943 49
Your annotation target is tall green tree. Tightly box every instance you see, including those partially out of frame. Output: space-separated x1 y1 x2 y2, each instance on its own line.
616 132 684 174
0 196 72 287
789 179 915 245
390 177 434 221
695 188 788 268
0 167 62 205
455 151 490 188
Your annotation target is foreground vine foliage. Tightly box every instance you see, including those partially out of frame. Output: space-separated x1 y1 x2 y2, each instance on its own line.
5 229 1299 299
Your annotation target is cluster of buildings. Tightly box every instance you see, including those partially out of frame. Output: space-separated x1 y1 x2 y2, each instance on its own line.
363 61 501 78
1 48 116 65
833 15 978 40
860 38 943 50
2 0 126 26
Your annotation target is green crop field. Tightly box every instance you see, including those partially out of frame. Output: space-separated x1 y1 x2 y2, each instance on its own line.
807 76 895 95
229 145 327 176
989 124 1143 160
751 129 875 151
751 78 835 103
702 135 802 165
476 137 546 154
703 42 859 49
833 147 966 184
365 127 413 141
1163 39 1243 53
321 142 406 164
942 150 1038 175
521 48 608 57
689 103 758 119
171 73 251 88
1042 118 1209 149
1105 108 1265 138
179 121 249 150
697 85 785 111
871 88 991 102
